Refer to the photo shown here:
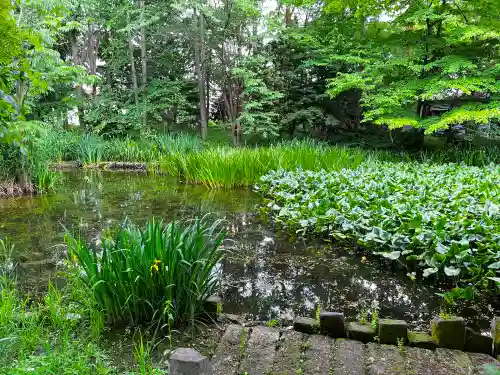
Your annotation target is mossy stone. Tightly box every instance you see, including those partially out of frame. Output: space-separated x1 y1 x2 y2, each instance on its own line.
465 327 493 355
492 317 500 354
347 322 376 343
431 316 465 350
293 317 319 334
378 319 408 345
408 331 435 350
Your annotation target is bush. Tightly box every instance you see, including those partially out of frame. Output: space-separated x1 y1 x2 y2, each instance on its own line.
257 163 500 297
66 217 226 325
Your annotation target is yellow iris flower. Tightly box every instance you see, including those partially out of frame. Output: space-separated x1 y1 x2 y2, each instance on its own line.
150 259 161 273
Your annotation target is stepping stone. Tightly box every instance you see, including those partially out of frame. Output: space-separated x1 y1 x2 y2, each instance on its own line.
435 348 474 375
212 324 245 375
468 352 500 374
269 330 305 375
240 326 279 375
331 339 364 375
302 334 333 375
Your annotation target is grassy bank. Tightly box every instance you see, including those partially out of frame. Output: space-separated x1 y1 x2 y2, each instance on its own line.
257 163 500 301
5 130 500 193
0 217 225 374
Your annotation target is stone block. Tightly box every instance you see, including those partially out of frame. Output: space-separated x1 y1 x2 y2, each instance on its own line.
431 317 466 350
378 319 408 345
293 316 319 334
320 311 346 338
493 316 500 354
169 348 212 375
201 296 222 322
465 327 493 355
347 322 376 343
408 331 435 350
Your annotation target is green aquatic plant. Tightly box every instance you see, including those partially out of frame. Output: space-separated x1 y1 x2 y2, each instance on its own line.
258 163 500 295
66 217 226 326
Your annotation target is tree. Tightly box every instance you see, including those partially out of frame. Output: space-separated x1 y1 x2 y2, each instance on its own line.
325 0 500 138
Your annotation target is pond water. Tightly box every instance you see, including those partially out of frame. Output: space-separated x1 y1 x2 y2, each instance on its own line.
0 171 497 331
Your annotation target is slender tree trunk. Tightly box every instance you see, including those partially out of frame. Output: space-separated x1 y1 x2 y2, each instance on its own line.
193 8 207 139
140 0 148 126
128 33 140 106
69 29 85 129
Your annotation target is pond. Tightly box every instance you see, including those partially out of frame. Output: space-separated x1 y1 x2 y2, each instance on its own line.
0 170 497 331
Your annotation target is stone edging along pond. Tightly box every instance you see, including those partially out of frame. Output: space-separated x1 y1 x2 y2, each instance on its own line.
204 297 500 358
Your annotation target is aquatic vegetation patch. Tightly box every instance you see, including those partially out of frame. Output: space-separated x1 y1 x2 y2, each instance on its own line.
257 163 500 295
67 217 226 325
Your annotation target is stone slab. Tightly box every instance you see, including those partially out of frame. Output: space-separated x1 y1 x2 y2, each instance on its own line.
435 348 474 375
270 330 305 375
240 326 279 375
212 324 244 375
302 334 333 375
331 339 364 375
365 342 405 375
468 352 500 374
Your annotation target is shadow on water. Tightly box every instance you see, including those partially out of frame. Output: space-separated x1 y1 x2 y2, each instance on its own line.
0 170 497 333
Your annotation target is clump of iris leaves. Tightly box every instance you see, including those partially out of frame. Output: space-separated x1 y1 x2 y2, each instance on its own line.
256 162 500 301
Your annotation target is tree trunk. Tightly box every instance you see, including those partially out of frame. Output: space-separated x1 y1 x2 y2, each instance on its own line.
140 0 148 126
69 29 85 129
193 8 208 139
128 33 140 106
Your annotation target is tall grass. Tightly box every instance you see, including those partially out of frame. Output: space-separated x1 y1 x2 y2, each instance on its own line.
66 217 226 326
159 141 399 188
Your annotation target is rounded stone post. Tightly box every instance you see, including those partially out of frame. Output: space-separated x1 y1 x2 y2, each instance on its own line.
169 348 212 375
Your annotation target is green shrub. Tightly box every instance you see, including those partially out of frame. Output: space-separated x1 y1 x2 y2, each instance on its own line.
66 217 226 325
258 163 500 295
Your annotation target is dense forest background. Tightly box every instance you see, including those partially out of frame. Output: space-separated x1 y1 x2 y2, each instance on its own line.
0 0 499 150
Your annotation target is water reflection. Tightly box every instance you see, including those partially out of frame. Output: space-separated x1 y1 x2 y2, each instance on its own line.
0 170 496 330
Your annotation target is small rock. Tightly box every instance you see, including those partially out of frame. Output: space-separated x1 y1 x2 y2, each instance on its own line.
169 348 212 375
320 311 346 338
493 317 500 354
293 317 319 334
378 319 408 345
347 322 376 343
201 296 222 322
408 331 435 350
465 327 493 355
431 316 466 350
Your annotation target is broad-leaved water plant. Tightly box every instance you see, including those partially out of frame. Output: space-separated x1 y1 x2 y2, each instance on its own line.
257 162 500 296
